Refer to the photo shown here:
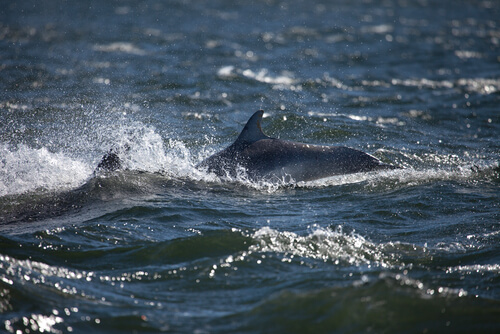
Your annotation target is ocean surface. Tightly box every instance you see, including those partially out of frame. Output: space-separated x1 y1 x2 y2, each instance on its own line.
1 0 499 333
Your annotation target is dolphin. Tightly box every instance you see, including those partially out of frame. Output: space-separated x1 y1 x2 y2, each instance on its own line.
96 110 397 181
96 149 121 172
197 110 397 182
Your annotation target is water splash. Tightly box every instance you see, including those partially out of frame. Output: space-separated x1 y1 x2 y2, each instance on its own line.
0 144 92 197
248 226 398 268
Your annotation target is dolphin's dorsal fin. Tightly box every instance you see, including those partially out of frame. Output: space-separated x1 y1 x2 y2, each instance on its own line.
234 110 271 144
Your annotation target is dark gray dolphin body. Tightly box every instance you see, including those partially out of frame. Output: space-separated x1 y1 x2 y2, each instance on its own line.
197 110 397 182
96 150 121 172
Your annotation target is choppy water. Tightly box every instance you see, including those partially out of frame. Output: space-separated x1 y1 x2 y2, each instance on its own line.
1 0 500 333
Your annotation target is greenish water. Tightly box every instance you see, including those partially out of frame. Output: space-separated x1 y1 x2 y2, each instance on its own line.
1 0 499 333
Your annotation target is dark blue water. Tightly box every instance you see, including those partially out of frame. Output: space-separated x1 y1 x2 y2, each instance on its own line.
1 0 500 333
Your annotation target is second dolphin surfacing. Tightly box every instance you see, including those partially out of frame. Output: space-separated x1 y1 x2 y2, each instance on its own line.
197 110 398 182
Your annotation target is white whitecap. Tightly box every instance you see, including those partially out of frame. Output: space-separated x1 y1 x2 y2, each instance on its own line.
93 42 146 55
0 144 92 197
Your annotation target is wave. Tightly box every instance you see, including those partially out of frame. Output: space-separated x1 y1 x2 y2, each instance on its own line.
219 272 499 334
3 224 499 332
248 226 395 268
217 66 298 90
1 150 497 226
5 224 497 287
1 111 498 226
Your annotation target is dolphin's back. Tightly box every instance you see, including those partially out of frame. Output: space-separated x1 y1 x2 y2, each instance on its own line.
197 110 397 182
199 138 394 182
245 139 392 181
